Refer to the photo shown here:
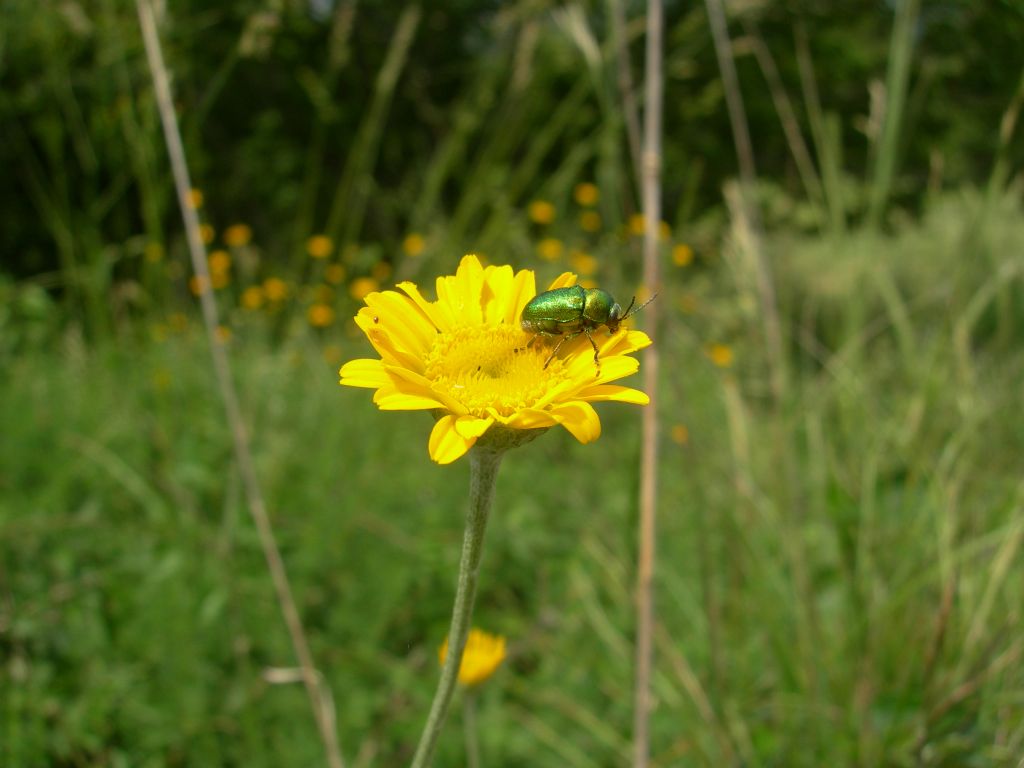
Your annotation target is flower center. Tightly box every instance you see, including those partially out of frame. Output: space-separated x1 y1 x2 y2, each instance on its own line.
424 325 568 416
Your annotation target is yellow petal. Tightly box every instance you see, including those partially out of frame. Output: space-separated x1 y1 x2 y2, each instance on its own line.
374 389 446 410
500 408 558 430
506 268 538 324
339 358 390 388
454 415 493 440
547 271 578 290
363 289 437 356
437 255 485 325
575 384 650 405
551 401 601 443
383 364 468 416
429 415 475 464
356 312 426 373
397 281 455 332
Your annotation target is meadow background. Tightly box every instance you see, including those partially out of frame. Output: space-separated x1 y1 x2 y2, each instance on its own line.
3 1 1024 765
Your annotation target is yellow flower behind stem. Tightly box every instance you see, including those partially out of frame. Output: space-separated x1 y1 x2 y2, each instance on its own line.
528 200 556 225
438 629 506 687
307 235 334 259
403 233 426 257
224 224 253 247
339 254 652 464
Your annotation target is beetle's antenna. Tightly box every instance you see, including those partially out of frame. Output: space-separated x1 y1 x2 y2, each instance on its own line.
623 293 657 321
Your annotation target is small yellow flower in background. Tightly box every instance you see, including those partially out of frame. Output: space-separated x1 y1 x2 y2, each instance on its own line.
628 213 646 236
537 237 564 262
186 188 204 209
627 214 670 240
706 343 734 368
211 270 230 290
438 629 507 687
339 254 652 464
306 234 334 259
215 325 232 342
579 210 602 232
263 277 289 302
189 275 209 296
241 285 265 310
325 263 346 284
322 344 344 366
349 276 380 301
403 233 426 257
208 249 231 275
679 293 699 315
199 224 215 244
145 242 164 263
570 250 598 277
528 199 556 225
372 261 393 282
579 278 598 290
224 223 253 247
672 243 694 267
573 182 599 207
308 304 336 328
671 423 690 445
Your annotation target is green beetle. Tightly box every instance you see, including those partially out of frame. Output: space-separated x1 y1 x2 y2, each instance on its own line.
520 285 655 369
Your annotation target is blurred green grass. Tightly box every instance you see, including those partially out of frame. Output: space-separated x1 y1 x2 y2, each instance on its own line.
3 0 1024 765
4 187 1024 764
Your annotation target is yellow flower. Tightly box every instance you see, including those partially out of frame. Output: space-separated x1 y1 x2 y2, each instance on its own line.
537 238 564 262
211 270 230 290
706 343 734 368
325 263 346 284
349 276 380 301
339 255 652 464
528 200 556 225
672 243 694 267
186 188 204 209
241 285 265 310
208 249 231 275
308 304 336 328
322 344 344 366
189 275 209 296
573 182 599 207
579 210 602 232
569 250 598 277
438 629 507 687
215 325 232 342
199 224 216 244
627 214 670 240
263 277 289 302
224 223 253 247
306 235 334 259
671 423 689 445
403 233 426 257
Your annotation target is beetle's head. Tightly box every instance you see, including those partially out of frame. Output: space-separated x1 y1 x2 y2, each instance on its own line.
609 293 657 332
605 297 634 333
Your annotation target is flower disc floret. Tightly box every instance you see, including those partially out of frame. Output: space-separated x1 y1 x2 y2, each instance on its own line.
339 255 651 464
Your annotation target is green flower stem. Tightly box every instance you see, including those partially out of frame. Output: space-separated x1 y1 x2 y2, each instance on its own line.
463 693 481 768
410 446 504 768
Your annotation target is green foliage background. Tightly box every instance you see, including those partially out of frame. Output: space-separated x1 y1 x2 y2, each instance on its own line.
2 1 1024 766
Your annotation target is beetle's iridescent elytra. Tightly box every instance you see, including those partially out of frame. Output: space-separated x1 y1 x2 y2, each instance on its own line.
520 285 655 369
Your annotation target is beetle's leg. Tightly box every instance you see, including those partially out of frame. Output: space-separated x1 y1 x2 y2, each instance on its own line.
542 331 579 369
583 327 601 370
